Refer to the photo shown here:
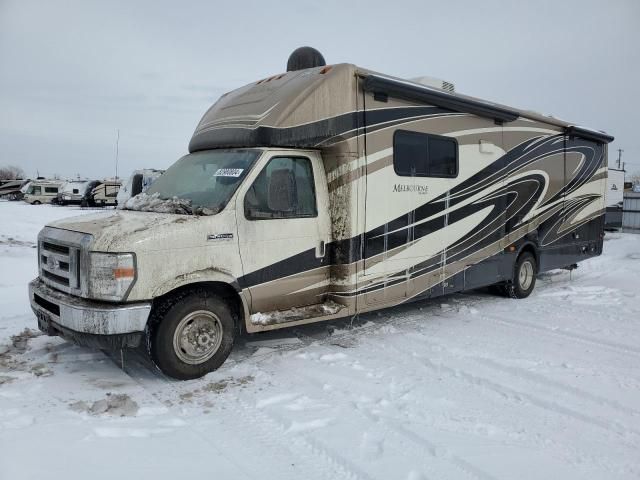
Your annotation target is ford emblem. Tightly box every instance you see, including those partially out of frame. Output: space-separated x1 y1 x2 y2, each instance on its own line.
47 256 60 270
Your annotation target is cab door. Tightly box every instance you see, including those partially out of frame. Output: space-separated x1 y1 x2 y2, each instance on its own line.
235 150 331 313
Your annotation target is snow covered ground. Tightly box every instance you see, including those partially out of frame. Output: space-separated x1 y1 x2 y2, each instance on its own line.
1 200 639 480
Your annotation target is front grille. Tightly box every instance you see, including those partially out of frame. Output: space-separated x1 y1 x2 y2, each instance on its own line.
43 241 69 255
40 236 81 292
43 269 70 286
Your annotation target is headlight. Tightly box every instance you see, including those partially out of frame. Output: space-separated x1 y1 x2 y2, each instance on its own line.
88 252 136 301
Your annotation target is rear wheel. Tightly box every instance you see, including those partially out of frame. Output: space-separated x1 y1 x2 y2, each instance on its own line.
505 252 537 299
147 289 235 380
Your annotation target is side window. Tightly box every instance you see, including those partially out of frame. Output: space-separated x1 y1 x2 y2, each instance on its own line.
45 187 58 193
245 156 317 220
33 186 42 195
393 130 458 178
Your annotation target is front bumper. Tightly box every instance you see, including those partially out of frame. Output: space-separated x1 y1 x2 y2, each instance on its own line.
28 278 151 349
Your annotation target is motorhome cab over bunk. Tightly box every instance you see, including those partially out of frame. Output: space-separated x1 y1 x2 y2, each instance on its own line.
29 48 614 379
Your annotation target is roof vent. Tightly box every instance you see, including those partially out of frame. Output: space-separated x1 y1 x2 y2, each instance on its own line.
287 47 326 72
410 76 455 93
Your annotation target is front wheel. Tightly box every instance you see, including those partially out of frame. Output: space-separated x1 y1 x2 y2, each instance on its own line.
32 200 41 205
505 252 537 299
147 289 235 380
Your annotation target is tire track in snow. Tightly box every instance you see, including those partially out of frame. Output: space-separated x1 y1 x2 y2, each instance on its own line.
107 350 354 480
224 393 373 480
382 341 640 476
470 356 640 418
290 363 500 480
390 340 640 443
483 313 640 358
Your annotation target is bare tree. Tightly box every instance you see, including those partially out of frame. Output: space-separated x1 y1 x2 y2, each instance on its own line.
0 165 26 180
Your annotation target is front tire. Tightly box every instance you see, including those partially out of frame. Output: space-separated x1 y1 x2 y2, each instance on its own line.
147 289 235 380
32 200 41 205
505 252 537 299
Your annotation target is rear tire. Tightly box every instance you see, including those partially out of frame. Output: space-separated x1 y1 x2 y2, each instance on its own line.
505 252 537 299
147 289 235 380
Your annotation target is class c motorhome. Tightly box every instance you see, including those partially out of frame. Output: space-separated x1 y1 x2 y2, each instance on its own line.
23 180 64 204
29 48 613 379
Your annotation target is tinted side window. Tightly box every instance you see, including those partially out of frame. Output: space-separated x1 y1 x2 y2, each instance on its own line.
393 130 458 178
33 186 41 195
245 156 317 220
45 187 58 193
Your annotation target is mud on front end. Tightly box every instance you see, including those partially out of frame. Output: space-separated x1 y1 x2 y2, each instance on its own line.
29 226 151 350
29 278 150 349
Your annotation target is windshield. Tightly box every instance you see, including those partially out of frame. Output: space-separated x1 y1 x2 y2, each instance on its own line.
125 149 261 215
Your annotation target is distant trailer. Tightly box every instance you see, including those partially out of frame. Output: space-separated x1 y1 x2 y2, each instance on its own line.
622 192 640 232
605 168 624 230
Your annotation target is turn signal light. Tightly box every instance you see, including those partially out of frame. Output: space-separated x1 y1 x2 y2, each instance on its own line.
114 267 135 279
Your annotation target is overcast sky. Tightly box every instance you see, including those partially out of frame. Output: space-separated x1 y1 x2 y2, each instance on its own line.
1 0 639 180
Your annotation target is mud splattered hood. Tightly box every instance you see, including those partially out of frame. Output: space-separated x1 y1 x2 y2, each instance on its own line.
46 210 231 252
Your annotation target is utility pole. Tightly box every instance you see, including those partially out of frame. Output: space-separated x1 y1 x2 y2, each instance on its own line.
617 148 623 169
114 129 120 180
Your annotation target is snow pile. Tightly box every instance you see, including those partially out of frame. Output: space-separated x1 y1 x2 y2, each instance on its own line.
120 192 193 215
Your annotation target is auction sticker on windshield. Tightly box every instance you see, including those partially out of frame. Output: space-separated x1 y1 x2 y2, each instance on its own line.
214 168 244 177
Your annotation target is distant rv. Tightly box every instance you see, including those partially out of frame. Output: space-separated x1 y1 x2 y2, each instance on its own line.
0 179 30 201
85 180 121 207
116 169 164 205
605 168 624 230
23 180 64 204
57 180 100 206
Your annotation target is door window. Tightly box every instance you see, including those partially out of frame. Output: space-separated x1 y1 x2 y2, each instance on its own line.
245 156 317 220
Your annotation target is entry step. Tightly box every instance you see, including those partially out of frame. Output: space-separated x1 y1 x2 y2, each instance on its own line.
250 300 345 326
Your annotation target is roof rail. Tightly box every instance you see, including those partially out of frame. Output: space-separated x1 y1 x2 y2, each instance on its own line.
361 73 519 123
565 125 614 144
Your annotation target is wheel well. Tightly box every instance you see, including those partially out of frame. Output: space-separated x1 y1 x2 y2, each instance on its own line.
151 282 245 334
518 243 539 269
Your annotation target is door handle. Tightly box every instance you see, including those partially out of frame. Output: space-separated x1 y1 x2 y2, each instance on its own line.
316 240 326 259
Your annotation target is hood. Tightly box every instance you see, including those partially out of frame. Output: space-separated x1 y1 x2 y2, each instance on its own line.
47 210 230 252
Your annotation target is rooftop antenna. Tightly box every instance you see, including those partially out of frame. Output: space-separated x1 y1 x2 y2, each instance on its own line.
617 148 623 169
115 129 120 180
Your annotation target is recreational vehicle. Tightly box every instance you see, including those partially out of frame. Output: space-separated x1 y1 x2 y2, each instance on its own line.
57 180 97 206
116 169 164 205
86 180 121 207
29 49 613 379
0 179 30 200
605 168 624 230
23 180 64 204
